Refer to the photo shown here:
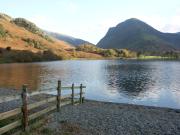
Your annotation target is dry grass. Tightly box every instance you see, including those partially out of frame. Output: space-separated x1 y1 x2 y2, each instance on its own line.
68 50 103 59
0 18 73 53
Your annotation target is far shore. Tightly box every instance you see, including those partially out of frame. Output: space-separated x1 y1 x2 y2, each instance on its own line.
0 56 179 64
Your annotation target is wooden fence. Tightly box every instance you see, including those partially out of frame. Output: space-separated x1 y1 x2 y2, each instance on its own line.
0 80 86 135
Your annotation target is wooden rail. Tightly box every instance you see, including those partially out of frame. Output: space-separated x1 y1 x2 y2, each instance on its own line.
0 95 21 104
0 86 86 104
0 80 86 135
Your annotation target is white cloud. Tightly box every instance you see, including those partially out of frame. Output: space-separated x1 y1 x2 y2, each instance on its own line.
162 12 180 33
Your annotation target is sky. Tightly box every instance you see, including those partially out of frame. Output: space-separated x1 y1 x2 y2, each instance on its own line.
0 0 180 44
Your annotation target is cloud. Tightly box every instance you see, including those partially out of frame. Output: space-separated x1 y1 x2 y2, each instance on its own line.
162 12 180 32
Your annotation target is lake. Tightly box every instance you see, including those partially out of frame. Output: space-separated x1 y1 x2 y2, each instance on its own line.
0 60 180 109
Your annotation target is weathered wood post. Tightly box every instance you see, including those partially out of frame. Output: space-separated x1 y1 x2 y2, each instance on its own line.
80 84 83 104
57 80 61 112
71 83 74 105
82 97 85 103
21 84 28 131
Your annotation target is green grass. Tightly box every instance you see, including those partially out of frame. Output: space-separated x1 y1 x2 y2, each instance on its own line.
138 55 174 59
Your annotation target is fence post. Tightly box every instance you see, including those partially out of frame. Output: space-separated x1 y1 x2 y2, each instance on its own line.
80 84 83 104
71 83 74 105
21 84 28 131
57 80 61 112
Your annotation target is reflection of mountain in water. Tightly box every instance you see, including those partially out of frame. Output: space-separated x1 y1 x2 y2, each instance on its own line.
0 62 84 91
106 63 155 98
0 64 43 90
0 63 69 90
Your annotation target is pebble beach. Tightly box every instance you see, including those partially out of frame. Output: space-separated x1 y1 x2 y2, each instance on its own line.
46 100 180 135
1 89 180 135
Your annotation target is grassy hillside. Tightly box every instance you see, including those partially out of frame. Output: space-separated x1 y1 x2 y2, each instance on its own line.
0 13 110 63
0 15 73 51
0 48 64 63
0 13 76 62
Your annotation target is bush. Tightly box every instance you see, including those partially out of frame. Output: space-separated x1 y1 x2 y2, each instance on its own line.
0 24 8 38
101 49 117 57
6 46 11 51
76 44 101 53
76 44 137 58
0 48 65 63
43 50 60 60
22 38 46 49
11 18 53 42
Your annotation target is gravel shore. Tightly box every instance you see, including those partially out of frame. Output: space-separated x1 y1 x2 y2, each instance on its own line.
46 100 180 135
1 89 180 135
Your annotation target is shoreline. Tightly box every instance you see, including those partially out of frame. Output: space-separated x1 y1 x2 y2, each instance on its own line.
1 88 180 134
0 88 180 112
44 100 180 135
0 57 179 64
86 99 180 111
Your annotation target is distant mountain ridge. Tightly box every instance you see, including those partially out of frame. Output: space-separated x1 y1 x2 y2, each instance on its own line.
97 18 180 53
46 31 93 46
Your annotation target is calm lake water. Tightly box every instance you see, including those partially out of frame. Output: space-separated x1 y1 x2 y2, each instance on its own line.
0 60 180 109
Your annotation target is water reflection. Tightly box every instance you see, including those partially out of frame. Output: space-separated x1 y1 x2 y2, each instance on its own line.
106 63 155 98
0 64 43 90
0 60 180 109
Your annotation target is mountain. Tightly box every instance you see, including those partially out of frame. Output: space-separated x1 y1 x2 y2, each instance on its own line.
46 31 93 46
97 18 180 53
0 13 75 62
0 13 73 51
0 13 104 62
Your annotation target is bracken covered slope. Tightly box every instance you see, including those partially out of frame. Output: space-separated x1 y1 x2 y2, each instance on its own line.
0 13 73 54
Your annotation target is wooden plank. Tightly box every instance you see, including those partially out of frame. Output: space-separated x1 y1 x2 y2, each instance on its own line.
28 97 56 110
0 95 21 104
21 85 28 131
0 120 21 135
61 92 85 100
61 94 71 99
71 84 74 105
0 85 85 103
27 85 86 97
80 84 83 104
57 80 61 112
0 108 21 121
74 93 80 97
28 89 55 97
60 100 71 107
0 92 84 104
28 105 56 121
29 101 71 121
61 86 86 90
